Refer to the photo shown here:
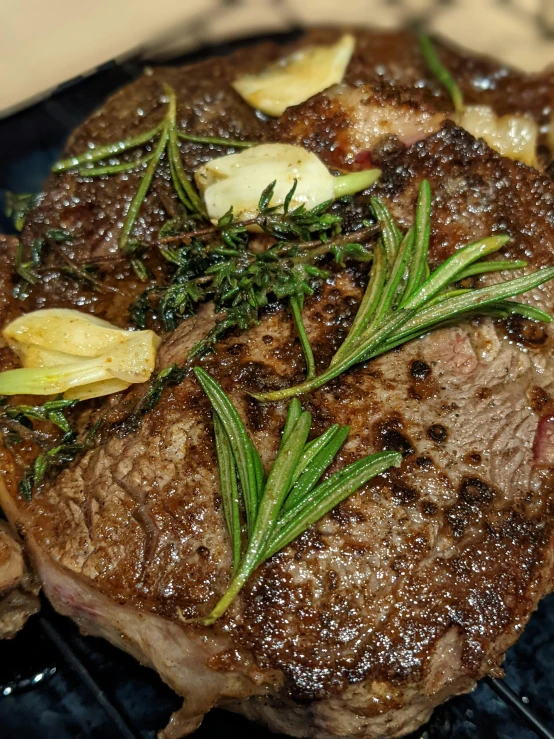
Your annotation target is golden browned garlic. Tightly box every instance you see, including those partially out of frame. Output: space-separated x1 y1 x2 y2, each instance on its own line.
232 34 355 117
195 143 380 224
455 105 538 167
0 309 160 400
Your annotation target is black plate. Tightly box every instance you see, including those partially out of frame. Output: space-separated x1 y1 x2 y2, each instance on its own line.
0 32 553 739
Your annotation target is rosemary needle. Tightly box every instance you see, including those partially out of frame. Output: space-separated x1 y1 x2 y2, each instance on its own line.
290 296 316 380
177 132 255 148
119 123 169 252
189 368 401 624
52 122 165 172
420 35 465 113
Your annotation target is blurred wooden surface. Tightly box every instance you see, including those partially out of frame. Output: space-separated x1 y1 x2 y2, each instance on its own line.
1 0 553 115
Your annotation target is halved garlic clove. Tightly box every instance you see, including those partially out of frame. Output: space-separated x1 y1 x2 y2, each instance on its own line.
455 105 538 167
0 309 160 400
195 143 380 223
233 34 355 117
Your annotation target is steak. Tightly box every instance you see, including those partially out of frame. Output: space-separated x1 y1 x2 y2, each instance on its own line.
1 28 554 738
0 522 39 639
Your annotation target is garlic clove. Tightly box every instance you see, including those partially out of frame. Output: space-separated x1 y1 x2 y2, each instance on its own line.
64 378 131 401
195 143 380 224
455 105 538 167
0 309 160 400
103 332 161 383
197 144 334 222
0 360 116 396
233 34 355 117
4 309 133 358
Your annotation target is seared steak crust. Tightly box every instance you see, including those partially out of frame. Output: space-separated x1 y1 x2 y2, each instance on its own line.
15 29 554 327
2 27 554 739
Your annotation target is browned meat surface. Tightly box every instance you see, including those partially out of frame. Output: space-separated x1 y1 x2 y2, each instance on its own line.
0 522 39 639
2 27 554 738
14 28 554 323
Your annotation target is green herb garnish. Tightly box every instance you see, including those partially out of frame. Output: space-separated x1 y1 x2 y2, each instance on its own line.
177 133 255 148
5 192 41 232
420 35 464 113
132 181 377 378
124 363 187 428
52 84 205 251
19 438 84 500
189 367 401 624
253 179 554 401
14 240 40 286
0 398 88 500
5 398 79 433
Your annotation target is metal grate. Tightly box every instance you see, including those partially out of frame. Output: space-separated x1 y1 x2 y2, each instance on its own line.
1 20 554 739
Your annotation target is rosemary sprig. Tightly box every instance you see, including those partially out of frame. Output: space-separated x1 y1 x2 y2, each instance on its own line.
19 439 84 499
4 398 79 434
420 35 464 112
190 368 401 624
127 363 187 424
253 179 554 401
52 85 204 251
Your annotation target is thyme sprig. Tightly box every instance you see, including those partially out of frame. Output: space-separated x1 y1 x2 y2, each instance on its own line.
52 85 205 251
0 398 101 500
253 179 554 401
189 368 401 624
13 229 118 297
132 182 377 373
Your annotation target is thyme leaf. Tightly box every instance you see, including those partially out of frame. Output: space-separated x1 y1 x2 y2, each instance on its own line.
14 240 39 285
252 179 554 401
188 368 401 624
0 398 93 500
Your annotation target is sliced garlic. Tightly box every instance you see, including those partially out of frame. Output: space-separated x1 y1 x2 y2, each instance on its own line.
195 143 380 223
455 105 538 167
233 34 355 117
0 309 161 400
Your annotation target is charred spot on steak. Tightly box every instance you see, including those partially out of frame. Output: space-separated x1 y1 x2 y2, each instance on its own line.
410 359 431 381
427 424 448 443
420 500 439 516
529 385 552 414
505 313 549 347
391 483 419 506
459 477 496 506
374 418 415 457
464 452 483 467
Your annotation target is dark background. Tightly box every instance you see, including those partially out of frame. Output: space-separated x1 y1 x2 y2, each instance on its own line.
0 33 553 739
